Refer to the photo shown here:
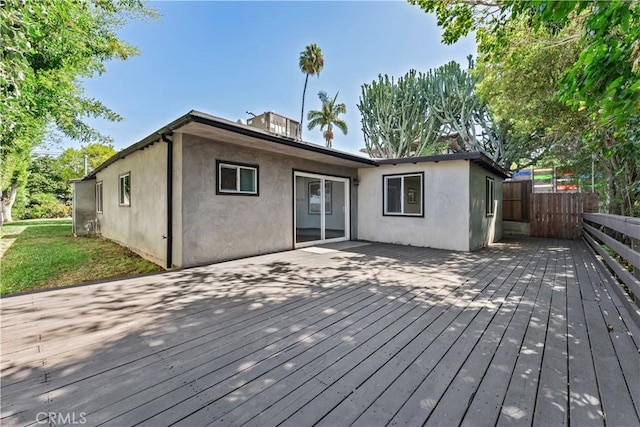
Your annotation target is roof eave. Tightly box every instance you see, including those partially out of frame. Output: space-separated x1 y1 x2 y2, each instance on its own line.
377 151 511 179
83 111 194 180
187 111 377 166
84 110 377 180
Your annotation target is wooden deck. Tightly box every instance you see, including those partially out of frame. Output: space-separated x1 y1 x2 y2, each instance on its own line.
1 238 639 426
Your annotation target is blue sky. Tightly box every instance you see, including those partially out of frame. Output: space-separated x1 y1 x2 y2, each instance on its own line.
72 1 475 155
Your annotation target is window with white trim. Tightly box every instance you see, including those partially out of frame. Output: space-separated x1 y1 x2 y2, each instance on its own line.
217 161 258 195
96 182 103 213
119 173 131 206
486 177 495 217
383 173 423 216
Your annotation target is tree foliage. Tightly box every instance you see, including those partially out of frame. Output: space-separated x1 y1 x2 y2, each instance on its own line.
0 0 154 221
359 70 443 158
26 155 72 202
18 155 73 219
409 0 640 133
410 0 640 214
358 61 511 163
1 0 153 146
13 142 115 220
474 16 591 169
307 91 348 148
423 60 509 162
58 143 117 181
298 43 324 139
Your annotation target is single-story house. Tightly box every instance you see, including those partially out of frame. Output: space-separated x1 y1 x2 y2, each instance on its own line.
72 110 509 268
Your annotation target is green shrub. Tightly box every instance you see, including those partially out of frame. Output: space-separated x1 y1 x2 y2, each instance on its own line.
22 193 71 219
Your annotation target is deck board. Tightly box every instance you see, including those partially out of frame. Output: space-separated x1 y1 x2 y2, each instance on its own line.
572 240 640 426
348 241 542 427
245 245 513 427
564 240 604 426
2 281 370 397
1 238 639 427
458 246 548 427
532 240 568 427
385 247 537 427
103 288 406 426
497 242 558 427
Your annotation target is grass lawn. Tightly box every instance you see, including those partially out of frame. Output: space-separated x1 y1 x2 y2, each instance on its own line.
1 218 162 296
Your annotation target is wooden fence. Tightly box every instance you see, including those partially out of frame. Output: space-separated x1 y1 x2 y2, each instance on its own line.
503 181 531 222
530 193 599 239
583 213 640 325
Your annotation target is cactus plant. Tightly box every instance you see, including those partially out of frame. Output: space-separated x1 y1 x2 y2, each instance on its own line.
358 59 507 164
358 71 445 158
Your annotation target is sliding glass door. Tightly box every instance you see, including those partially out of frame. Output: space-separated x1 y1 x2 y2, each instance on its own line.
294 172 349 247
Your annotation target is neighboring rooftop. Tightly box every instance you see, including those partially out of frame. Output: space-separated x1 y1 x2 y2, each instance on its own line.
245 111 299 139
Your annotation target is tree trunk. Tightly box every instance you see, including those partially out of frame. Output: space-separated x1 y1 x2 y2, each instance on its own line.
300 73 309 140
326 124 333 148
1 183 18 223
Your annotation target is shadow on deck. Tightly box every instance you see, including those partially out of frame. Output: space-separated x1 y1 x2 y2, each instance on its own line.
1 238 638 426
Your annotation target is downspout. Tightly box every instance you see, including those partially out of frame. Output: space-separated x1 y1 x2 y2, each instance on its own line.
161 133 173 269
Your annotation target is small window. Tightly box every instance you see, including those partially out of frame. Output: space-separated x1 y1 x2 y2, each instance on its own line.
96 182 103 213
383 173 423 216
217 161 258 195
486 177 495 217
119 173 131 206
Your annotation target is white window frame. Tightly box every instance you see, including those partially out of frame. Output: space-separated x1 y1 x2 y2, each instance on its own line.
119 172 131 207
96 181 103 213
217 161 258 195
383 173 424 217
486 177 495 217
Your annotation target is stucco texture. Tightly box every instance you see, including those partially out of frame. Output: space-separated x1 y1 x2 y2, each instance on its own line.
179 134 358 267
95 142 168 266
358 161 471 251
72 180 96 237
468 162 503 250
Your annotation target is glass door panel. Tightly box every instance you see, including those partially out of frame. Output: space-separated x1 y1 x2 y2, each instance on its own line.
295 175 322 243
294 172 349 246
324 179 346 240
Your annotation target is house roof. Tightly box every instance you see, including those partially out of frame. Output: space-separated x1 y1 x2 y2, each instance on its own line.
84 111 510 180
84 110 377 179
376 152 511 179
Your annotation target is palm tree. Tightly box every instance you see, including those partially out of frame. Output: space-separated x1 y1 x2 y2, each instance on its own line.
307 91 348 148
298 44 324 140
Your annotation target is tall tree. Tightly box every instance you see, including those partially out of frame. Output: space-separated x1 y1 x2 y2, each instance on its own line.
423 59 509 163
358 62 508 162
307 91 348 148
0 0 155 221
359 70 444 158
474 16 591 170
298 43 324 140
25 155 72 204
58 143 117 181
409 0 640 214
408 0 640 132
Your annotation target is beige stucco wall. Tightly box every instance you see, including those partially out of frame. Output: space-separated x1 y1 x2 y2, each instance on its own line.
95 141 168 266
180 134 359 267
358 161 471 251
468 162 504 250
72 179 96 237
